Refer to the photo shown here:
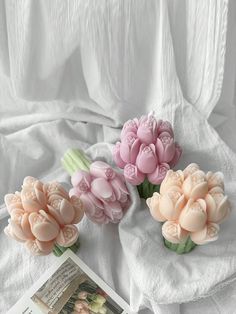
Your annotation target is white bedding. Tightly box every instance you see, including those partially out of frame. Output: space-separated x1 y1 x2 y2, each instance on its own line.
0 1 236 313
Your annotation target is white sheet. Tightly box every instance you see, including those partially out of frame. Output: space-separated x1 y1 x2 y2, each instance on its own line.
0 0 236 313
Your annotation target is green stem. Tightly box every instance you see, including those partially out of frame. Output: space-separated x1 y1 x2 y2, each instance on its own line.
137 179 160 200
52 239 80 257
164 237 197 254
61 148 91 175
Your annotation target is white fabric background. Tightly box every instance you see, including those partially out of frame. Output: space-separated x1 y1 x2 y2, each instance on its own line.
0 0 236 313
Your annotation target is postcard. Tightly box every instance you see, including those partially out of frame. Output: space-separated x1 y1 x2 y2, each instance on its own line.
7 250 132 314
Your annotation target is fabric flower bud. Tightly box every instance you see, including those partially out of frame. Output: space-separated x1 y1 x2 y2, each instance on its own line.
124 163 145 185
182 170 208 200
147 163 170 184
169 143 182 168
137 113 159 144
179 199 207 232
156 132 176 163
190 223 219 245
56 225 79 247
162 221 189 244
4 193 23 214
120 118 139 139
136 144 157 173
113 142 126 169
90 161 116 180
71 171 92 194
120 132 140 164
146 192 166 222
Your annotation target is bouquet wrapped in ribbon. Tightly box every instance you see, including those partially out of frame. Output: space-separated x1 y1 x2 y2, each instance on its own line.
113 112 182 199
62 149 130 224
146 163 231 254
4 176 84 256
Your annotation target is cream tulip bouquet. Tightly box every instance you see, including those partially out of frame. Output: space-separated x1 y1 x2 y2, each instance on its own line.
146 163 231 254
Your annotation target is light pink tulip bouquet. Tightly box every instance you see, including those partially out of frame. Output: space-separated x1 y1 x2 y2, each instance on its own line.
62 149 130 224
4 176 84 256
113 112 182 199
146 163 231 254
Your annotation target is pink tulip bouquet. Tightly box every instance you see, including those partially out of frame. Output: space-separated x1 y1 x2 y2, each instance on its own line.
146 163 231 254
113 112 182 199
4 176 84 256
61 149 130 224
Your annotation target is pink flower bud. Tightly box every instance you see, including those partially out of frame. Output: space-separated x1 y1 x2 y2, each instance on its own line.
91 178 116 202
157 120 174 137
136 144 157 174
124 163 145 185
137 114 159 144
156 132 176 163
103 201 123 223
90 161 115 179
169 143 182 167
147 163 170 184
71 171 92 193
120 118 139 139
120 132 140 164
112 142 126 169
109 176 129 202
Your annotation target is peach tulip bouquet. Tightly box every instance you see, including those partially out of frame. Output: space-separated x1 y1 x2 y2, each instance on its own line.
4 176 84 256
146 163 231 254
112 112 182 199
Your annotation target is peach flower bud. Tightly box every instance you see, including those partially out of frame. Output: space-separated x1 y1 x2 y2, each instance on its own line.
48 194 75 225
162 221 189 244
4 193 23 214
182 170 208 200
26 239 55 255
56 225 79 247
205 189 230 224
43 181 69 199
206 171 224 191
183 163 200 178
146 193 166 222
179 199 207 232
190 223 219 245
29 210 60 242
159 189 186 220
160 170 184 195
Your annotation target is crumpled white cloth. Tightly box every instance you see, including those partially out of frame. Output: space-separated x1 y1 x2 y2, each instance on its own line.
0 0 236 313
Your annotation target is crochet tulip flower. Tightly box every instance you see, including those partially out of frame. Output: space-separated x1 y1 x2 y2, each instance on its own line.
4 176 84 256
61 149 130 224
113 112 182 199
146 163 231 254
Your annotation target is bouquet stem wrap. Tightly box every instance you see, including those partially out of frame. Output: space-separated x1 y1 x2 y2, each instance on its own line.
53 239 80 257
61 149 91 175
164 237 196 254
137 179 160 199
